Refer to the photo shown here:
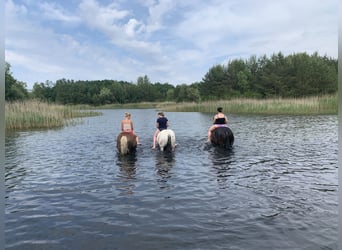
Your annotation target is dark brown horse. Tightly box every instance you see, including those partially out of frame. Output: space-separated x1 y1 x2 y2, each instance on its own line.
210 127 234 149
117 132 137 155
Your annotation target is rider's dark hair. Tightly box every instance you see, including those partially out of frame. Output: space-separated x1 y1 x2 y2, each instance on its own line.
217 107 223 112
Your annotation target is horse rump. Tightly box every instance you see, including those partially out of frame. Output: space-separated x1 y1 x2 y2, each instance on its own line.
164 134 172 152
117 132 137 155
211 127 234 149
157 129 176 152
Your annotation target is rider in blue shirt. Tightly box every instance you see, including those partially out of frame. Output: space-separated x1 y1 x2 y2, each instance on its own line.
152 112 169 149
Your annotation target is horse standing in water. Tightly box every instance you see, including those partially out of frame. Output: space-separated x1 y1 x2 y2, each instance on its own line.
210 127 234 149
156 129 176 152
117 132 137 155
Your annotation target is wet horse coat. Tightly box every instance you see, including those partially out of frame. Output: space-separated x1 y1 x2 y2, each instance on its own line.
210 127 234 149
156 129 176 152
117 132 137 155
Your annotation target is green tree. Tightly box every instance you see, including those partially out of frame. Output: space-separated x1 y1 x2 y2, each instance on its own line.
5 62 28 101
186 86 201 102
200 64 228 100
226 59 248 96
32 81 55 102
198 52 337 100
98 87 112 104
166 88 174 101
136 75 159 102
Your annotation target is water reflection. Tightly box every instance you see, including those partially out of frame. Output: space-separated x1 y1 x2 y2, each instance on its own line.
117 153 137 179
5 133 27 191
207 146 234 165
208 147 235 189
155 151 175 189
116 153 137 195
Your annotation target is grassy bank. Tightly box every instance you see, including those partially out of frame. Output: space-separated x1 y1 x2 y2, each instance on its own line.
5 100 101 130
76 102 161 110
90 94 337 115
160 94 338 115
7 94 335 130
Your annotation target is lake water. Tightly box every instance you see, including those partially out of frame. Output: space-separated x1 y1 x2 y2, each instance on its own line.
5 109 338 249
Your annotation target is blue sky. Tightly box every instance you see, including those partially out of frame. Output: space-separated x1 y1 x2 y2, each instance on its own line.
5 0 338 89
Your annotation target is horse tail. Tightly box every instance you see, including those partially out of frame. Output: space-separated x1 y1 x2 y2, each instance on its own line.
166 130 176 151
120 135 128 154
228 128 234 146
224 127 234 149
160 134 172 152
167 134 171 149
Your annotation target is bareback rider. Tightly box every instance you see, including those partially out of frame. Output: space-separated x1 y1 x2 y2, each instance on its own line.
207 107 228 142
121 112 140 145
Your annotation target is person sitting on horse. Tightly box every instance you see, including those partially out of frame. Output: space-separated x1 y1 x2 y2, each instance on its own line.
121 112 140 145
152 111 169 149
207 107 228 142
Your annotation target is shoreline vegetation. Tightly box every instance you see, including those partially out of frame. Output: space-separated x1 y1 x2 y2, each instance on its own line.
92 93 337 115
161 94 338 115
5 100 101 130
5 94 337 130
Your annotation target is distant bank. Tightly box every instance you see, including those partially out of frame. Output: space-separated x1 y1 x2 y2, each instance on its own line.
94 94 337 115
5 94 337 130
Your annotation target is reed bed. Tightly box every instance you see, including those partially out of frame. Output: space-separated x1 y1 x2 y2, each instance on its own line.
96 102 161 109
161 94 338 115
5 100 101 130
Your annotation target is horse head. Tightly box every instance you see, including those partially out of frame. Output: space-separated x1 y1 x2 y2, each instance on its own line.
117 132 137 155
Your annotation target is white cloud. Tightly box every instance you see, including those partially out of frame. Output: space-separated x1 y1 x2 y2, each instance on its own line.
145 0 176 33
5 0 338 89
78 0 129 30
39 2 80 23
124 18 142 37
5 0 27 16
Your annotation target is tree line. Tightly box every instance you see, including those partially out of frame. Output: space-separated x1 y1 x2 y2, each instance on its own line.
5 52 337 105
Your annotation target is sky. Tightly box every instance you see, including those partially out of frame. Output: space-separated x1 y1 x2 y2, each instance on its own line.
5 0 338 90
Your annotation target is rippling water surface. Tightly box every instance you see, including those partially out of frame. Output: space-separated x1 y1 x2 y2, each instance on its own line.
5 110 338 249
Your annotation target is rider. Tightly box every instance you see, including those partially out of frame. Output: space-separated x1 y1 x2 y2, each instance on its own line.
207 107 228 142
121 112 140 145
152 111 169 149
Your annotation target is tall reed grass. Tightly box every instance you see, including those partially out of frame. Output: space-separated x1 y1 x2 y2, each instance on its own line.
161 94 338 115
5 100 100 130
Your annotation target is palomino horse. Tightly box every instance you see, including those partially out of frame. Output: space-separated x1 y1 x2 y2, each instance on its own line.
210 127 234 149
117 132 137 155
156 129 176 152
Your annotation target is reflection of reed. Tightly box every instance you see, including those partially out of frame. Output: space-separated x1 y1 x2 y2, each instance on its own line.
5 134 27 191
